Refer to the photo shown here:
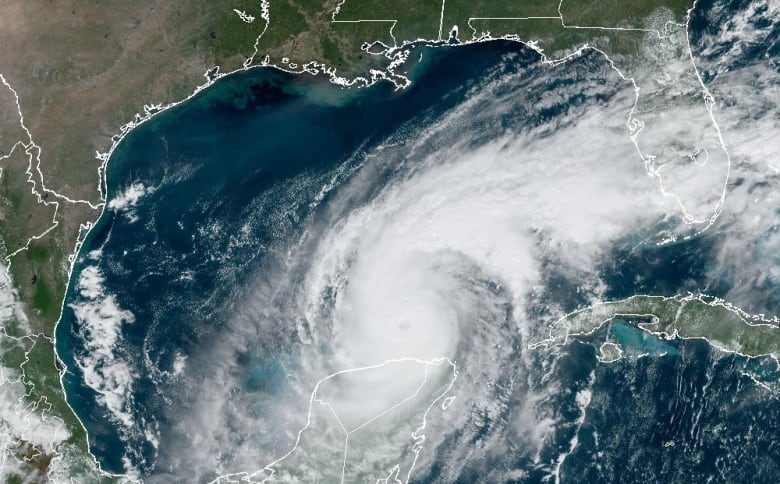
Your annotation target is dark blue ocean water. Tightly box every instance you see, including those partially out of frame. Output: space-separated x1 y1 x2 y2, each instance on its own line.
55 17 780 483
57 40 553 476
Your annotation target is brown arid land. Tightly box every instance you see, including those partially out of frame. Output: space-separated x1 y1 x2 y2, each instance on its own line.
0 0 696 480
0 1 269 479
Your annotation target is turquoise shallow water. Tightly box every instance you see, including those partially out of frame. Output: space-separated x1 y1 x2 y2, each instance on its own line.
54 13 780 482
56 40 550 475
607 319 678 357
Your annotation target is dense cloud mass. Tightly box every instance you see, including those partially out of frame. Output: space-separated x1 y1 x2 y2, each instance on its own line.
690 0 780 315
58 0 780 482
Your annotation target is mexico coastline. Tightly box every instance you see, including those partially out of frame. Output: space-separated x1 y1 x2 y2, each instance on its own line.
52 21 780 482
53 40 541 476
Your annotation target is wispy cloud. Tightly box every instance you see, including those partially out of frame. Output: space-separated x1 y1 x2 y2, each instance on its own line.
69 264 148 474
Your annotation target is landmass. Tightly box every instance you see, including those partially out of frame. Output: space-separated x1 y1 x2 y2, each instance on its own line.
535 294 780 359
0 0 749 481
214 358 457 483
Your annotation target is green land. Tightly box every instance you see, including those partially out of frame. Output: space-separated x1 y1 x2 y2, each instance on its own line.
0 0 706 481
543 295 780 358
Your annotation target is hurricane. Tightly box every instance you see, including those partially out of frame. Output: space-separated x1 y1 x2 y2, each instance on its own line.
55 0 780 482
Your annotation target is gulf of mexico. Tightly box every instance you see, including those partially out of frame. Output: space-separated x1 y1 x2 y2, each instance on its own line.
53 40 543 476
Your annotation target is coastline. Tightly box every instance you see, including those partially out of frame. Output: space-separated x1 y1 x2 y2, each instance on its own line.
41 0 767 480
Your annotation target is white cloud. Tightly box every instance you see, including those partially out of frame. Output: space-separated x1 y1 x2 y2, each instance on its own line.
68 264 148 471
168 45 695 481
0 263 31 334
0 303 68 481
108 182 155 223
114 4 779 480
